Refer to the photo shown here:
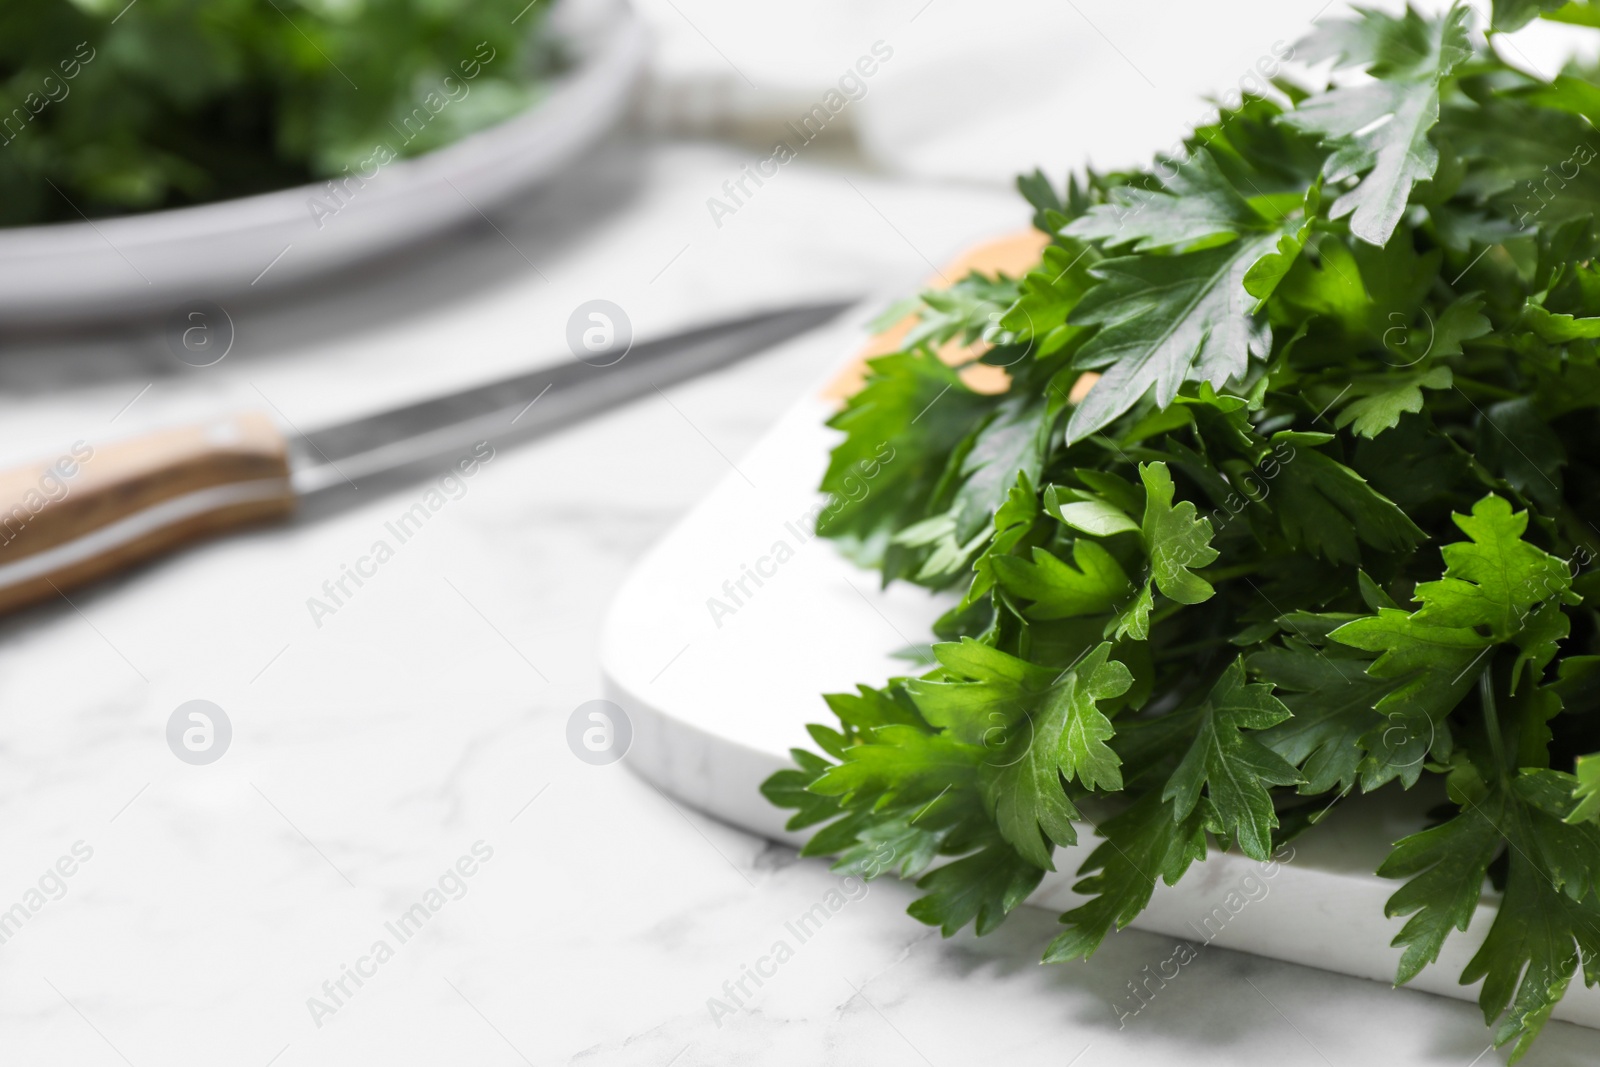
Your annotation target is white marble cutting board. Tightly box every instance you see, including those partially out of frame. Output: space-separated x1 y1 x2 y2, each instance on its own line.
598 309 1600 1030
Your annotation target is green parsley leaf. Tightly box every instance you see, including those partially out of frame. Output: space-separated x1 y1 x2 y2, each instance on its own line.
991 542 1132 621
1493 0 1572 31
989 642 1133 867
1065 239 1276 440
1379 798 1501 985
1043 790 1207 962
1064 147 1268 253
1285 4 1473 244
1569 754 1600 824
1163 659 1303 859
1139 460 1220 605
908 839 1045 937
1251 639 1394 795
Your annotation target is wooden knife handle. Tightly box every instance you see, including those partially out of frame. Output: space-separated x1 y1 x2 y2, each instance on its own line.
0 411 296 614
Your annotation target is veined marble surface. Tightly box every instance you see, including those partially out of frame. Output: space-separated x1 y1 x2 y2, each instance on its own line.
0 137 1593 1067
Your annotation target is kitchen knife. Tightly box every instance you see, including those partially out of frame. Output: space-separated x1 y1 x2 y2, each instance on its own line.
0 299 855 614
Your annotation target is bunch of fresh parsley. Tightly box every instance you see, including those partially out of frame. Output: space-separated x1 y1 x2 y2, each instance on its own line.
764 2 1600 1057
0 0 558 225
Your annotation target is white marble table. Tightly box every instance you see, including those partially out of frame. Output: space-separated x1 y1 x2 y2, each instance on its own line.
0 136 1593 1067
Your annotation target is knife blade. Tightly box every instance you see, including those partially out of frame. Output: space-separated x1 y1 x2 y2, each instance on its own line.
0 299 855 614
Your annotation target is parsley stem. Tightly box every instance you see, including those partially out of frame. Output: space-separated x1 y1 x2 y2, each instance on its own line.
1146 601 1186 628
1479 670 1508 782
1556 507 1600 564
1156 636 1233 659
1198 562 1261 583
1448 376 1520 401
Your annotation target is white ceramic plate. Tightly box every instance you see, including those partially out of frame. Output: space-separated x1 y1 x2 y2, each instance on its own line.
598 308 1600 1030
0 0 646 325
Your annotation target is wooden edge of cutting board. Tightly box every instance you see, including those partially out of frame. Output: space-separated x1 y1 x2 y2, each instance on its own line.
820 228 1052 401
